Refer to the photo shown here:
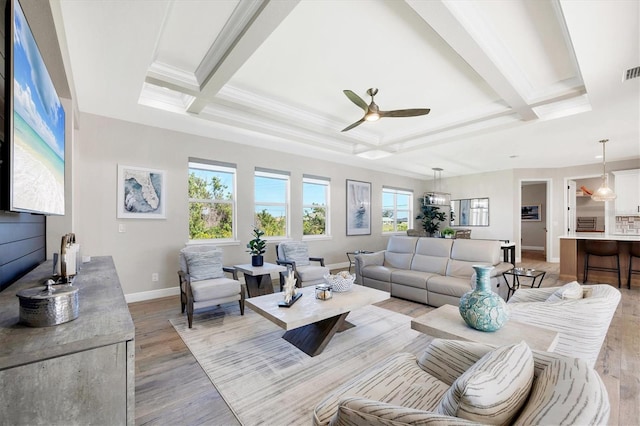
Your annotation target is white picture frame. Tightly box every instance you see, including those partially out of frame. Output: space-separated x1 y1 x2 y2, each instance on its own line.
117 165 166 219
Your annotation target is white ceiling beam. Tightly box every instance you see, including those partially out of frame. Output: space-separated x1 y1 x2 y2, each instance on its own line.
187 0 300 114
405 0 538 121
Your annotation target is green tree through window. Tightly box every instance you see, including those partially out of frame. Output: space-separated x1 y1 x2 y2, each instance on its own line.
303 177 329 236
188 161 235 240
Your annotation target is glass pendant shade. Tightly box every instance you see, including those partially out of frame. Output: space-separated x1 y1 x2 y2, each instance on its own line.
591 139 616 202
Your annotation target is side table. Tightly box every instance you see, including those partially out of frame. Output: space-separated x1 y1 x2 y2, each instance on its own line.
502 268 546 301
346 250 373 273
234 262 287 298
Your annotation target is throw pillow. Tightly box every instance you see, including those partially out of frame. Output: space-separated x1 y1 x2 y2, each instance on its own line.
183 250 225 281
282 242 311 266
546 281 583 302
437 341 534 425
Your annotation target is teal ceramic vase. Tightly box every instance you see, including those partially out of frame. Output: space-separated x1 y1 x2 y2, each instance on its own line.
459 265 508 332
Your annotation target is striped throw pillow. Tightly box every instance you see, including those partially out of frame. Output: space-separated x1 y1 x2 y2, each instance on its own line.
183 250 225 281
282 242 311 266
437 341 534 425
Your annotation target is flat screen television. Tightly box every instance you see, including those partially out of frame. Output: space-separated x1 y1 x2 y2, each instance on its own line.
3 0 65 215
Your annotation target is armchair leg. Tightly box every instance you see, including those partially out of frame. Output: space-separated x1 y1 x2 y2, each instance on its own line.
187 303 194 328
239 285 245 316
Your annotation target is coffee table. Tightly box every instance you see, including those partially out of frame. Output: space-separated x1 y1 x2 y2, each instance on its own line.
245 284 389 357
234 262 287 298
411 304 559 352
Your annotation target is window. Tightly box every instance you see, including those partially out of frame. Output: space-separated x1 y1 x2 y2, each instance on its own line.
382 187 413 233
188 159 236 241
254 168 289 237
303 175 330 236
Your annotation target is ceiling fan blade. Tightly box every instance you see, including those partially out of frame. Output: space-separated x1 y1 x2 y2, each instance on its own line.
379 108 431 118
341 118 365 132
343 90 368 111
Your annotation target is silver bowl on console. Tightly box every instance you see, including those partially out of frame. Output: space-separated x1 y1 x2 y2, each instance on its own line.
16 279 79 327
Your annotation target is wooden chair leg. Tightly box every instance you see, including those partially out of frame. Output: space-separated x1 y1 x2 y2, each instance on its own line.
239 286 245 315
583 254 589 283
187 303 194 328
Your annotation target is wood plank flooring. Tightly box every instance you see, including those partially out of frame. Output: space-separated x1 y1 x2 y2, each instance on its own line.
130 254 639 425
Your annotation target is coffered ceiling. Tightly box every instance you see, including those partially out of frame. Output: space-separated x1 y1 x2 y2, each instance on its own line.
52 0 639 179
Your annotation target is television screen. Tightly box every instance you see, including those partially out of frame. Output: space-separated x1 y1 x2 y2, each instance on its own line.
8 0 65 215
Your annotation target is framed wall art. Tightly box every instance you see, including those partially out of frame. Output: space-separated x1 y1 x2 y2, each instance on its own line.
521 204 541 222
346 179 371 235
117 165 166 219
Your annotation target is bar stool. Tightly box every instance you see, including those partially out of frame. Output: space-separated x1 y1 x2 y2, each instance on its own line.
628 242 640 289
583 240 621 288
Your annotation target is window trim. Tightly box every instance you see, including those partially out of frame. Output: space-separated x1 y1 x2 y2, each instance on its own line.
302 175 330 238
254 169 290 239
188 160 238 243
382 187 413 234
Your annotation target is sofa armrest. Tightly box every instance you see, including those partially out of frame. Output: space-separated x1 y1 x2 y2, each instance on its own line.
309 257 326 266
490 261 513 277
328 397 481 426
417 339 496 386
354 251 385 284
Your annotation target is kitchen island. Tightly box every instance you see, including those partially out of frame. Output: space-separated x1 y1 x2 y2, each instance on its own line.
559 233 640 288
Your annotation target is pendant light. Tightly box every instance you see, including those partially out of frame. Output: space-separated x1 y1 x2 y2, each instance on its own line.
591 139 617 202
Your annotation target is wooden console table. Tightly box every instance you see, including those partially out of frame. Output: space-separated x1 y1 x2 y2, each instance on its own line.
0 256 135 424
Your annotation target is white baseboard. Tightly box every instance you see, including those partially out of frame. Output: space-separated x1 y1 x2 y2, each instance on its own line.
126 286 180 303
125 261 350 303
521 246 544 251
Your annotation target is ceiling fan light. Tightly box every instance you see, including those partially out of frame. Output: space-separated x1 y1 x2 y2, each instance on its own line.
365 112 380 122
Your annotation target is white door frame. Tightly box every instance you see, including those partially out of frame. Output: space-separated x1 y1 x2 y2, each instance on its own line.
563 174 609 234
518 178 552 262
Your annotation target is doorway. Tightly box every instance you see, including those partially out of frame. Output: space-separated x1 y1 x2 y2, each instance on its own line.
566 176 606 233
520 180 551 262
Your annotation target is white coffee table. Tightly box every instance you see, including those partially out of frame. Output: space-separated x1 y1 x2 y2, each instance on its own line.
245 284 389 356
411 304 559 352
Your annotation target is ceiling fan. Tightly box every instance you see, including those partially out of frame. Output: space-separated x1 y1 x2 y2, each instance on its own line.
341 88 430 132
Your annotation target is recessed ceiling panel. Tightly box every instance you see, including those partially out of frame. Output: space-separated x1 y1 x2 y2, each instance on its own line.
154 0 240 72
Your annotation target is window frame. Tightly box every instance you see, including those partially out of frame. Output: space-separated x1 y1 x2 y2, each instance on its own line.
302 175 331 239
382 187 414 234
187 159 237 244
254 169 290 240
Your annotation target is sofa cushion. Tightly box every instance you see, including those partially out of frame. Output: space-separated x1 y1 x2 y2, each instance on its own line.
437 341 534 425
296 265 330 282
361 265 394 283
390 270 436 289
546 281 583 302
384 236 418 269
446 259 490 280
411 238 453 274
450 239 501 265
191 277 240 302
280 241 310 266
426 275 472 298
182 249 225 281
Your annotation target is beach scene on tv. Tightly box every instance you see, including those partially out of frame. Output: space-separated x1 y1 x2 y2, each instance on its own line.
12 1 65 215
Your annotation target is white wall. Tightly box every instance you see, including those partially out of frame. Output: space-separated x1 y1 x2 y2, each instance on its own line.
67 113 426 296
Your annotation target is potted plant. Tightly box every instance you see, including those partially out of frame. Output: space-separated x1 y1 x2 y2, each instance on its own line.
442 227 455 238
416 203 447 237
246 227 266 266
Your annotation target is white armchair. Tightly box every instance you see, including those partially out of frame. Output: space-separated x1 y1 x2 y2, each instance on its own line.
178 245 244 328
507 283 621 367
276 241 329 288
313 339 610 426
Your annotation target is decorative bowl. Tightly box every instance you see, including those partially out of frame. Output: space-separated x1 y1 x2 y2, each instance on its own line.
323 272 355 292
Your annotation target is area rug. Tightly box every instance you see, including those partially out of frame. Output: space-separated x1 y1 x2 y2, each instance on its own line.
170 304 433 425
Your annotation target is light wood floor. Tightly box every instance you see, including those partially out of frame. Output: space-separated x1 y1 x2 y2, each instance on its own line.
130 254 639 425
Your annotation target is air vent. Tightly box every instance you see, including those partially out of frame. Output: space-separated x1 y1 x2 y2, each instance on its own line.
624 66 640 81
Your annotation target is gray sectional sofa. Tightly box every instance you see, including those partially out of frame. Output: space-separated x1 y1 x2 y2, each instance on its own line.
355 236 512 306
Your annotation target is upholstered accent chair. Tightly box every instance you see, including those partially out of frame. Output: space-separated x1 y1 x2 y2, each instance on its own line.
178 245 244 328
276 241 330 288
507 283 621 368
313 339 610 426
